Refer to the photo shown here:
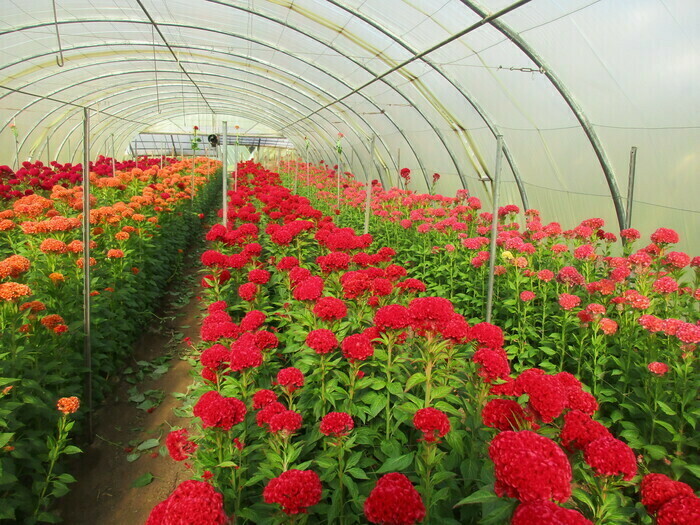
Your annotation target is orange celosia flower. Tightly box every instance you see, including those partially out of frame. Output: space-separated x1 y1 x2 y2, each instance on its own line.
131 267 139 274
66 240 83 253
115 231 130 241
0 282 33 301
19 300 46 313
49 272 65 282
56 396 80 414
106 249 125 259
76 257 97 268
104 287 114 292
53 324 68 334
41 314 65 329
0 219 14 231
0 255 31 279
90 290 100 296
39 238 68 254
132 214 146 222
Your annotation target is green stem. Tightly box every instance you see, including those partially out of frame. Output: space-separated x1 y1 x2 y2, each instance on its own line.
385 342 393 441
34 416 68 516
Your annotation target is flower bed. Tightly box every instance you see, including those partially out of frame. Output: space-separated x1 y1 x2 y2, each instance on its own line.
0 156 221 521
147 161 698 524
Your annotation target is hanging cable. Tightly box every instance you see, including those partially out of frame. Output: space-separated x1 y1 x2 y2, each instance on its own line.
51 0 65 67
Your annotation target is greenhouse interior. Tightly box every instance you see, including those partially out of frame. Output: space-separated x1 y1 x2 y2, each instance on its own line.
0 1 698 524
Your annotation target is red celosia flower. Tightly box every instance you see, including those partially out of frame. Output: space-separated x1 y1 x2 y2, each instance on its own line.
306 329 338 354
230 333 263 371
656 494 700 525
313 296 348 321
620 228 640 240
413 407 451 443
481 399 533 431
166 429 197 461
511 500 593 524
268 409 303 434
641 473 696 515
472 348 510 383
560 410 611 451
374 304 411 331
650 227 679 245
408 296 455 335
145 480 227 525
676 323 700 344
489 430 572 503
440 314 471 344
583 436 637 481
469 322 504 349
276 367 305 392
648 362 669 375
238 282 258 302
537 269 555 282
200 344 230 370
557 266 585 287
558 293 582 310
201 250 228 267
516 370 568 423
341 333 374 362
263 469 322 515
364 473 426 525
653 276 679 295
599 317 618 335
193 391 246 430
663 251 691 269
248 268 271 284
256 330 279 350
293 276 324 301
252 389 278 409
519 290 536 302
239 309 266 332
319 412 354 437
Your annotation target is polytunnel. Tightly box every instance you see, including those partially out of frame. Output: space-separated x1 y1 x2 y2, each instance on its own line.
1 2 700 524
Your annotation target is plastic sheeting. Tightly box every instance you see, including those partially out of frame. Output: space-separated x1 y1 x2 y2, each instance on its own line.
0 0 698 251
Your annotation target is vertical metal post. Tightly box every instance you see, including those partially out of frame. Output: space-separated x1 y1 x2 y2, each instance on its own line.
364 134 375 235
396 148 401 189
305 137 311 187
46 137 51 164
336 147 342 207
485 135 504 323
111 134 116 178
222 121 228 226
234 128 239 192
81 108 93 439
625 146 637 230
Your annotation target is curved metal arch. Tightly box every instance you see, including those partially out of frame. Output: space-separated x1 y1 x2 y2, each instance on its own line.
324 0 528 209
0 40 408 184
1 18 440 189
459 0 625 228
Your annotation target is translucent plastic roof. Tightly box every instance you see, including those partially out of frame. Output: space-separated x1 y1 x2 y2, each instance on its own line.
1 0 698 248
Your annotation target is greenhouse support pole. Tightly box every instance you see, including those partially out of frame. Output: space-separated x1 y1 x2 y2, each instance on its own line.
46 137 50 164
485 136 504 323
234 130 239 192
364 134 376 235
396 148 401 189
625 146 637 230
336 148 341 207
111 134 116 178
222 121 228 226
82 108 93 440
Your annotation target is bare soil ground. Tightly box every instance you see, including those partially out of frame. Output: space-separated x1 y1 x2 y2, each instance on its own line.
58 267 204 525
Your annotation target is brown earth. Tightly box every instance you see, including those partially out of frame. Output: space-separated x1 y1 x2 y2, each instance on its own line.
57 269 204 525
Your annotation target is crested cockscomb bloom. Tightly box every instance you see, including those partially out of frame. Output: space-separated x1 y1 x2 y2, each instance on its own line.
472 347 510 383
313 296 348 321
440 314 471 344
341 332 374 362
319 412 354 437
293 276 324 301
641 473 696 515
676 322 700 344
256 401 286 427
252 389 278 410
653 276 679 295
560 410 612 451
201 250 228 267
517 369 568 423
199 344 230 370
145 480 227 525
650 227 679 245
663 251 691 269
0 282 33 301
481 399 533 431
599 317 618 335
239 309 266 332
268 409 303 434
639 314 664 333
469 322 504 350
583 436 637 480
263 469 322 515
306 329 338 354
558 293 582 311
407 296 455 335
374 304 411 332
193 391 246 430
511 500 593 524
248 268 271 284
520 290 536 302
620 228 641 241
255 330 279 350
238 282 258 302
557 266 585 287
230 333 263 371
364 473 426 525
648 362 669 376
537 269 555 282
489 430 572 503
56 396 80 414
656 494 700 525
276 367 305 392
276 256 300 271
166 429 197 461
413 407 451 443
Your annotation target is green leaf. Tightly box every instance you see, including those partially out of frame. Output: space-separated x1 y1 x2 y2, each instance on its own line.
644 445 667 460
137 438 159 451
63 445 82 455
346 467 369 480
454 487 500 507
685 464 700 481
404 373 426 392
656 401 677 416
376 452 414 474
0 433 13 448
131 472 154 488
126 453 140 462
217 461 237 468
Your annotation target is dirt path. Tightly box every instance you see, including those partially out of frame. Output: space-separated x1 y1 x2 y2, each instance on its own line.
58 267 204 525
